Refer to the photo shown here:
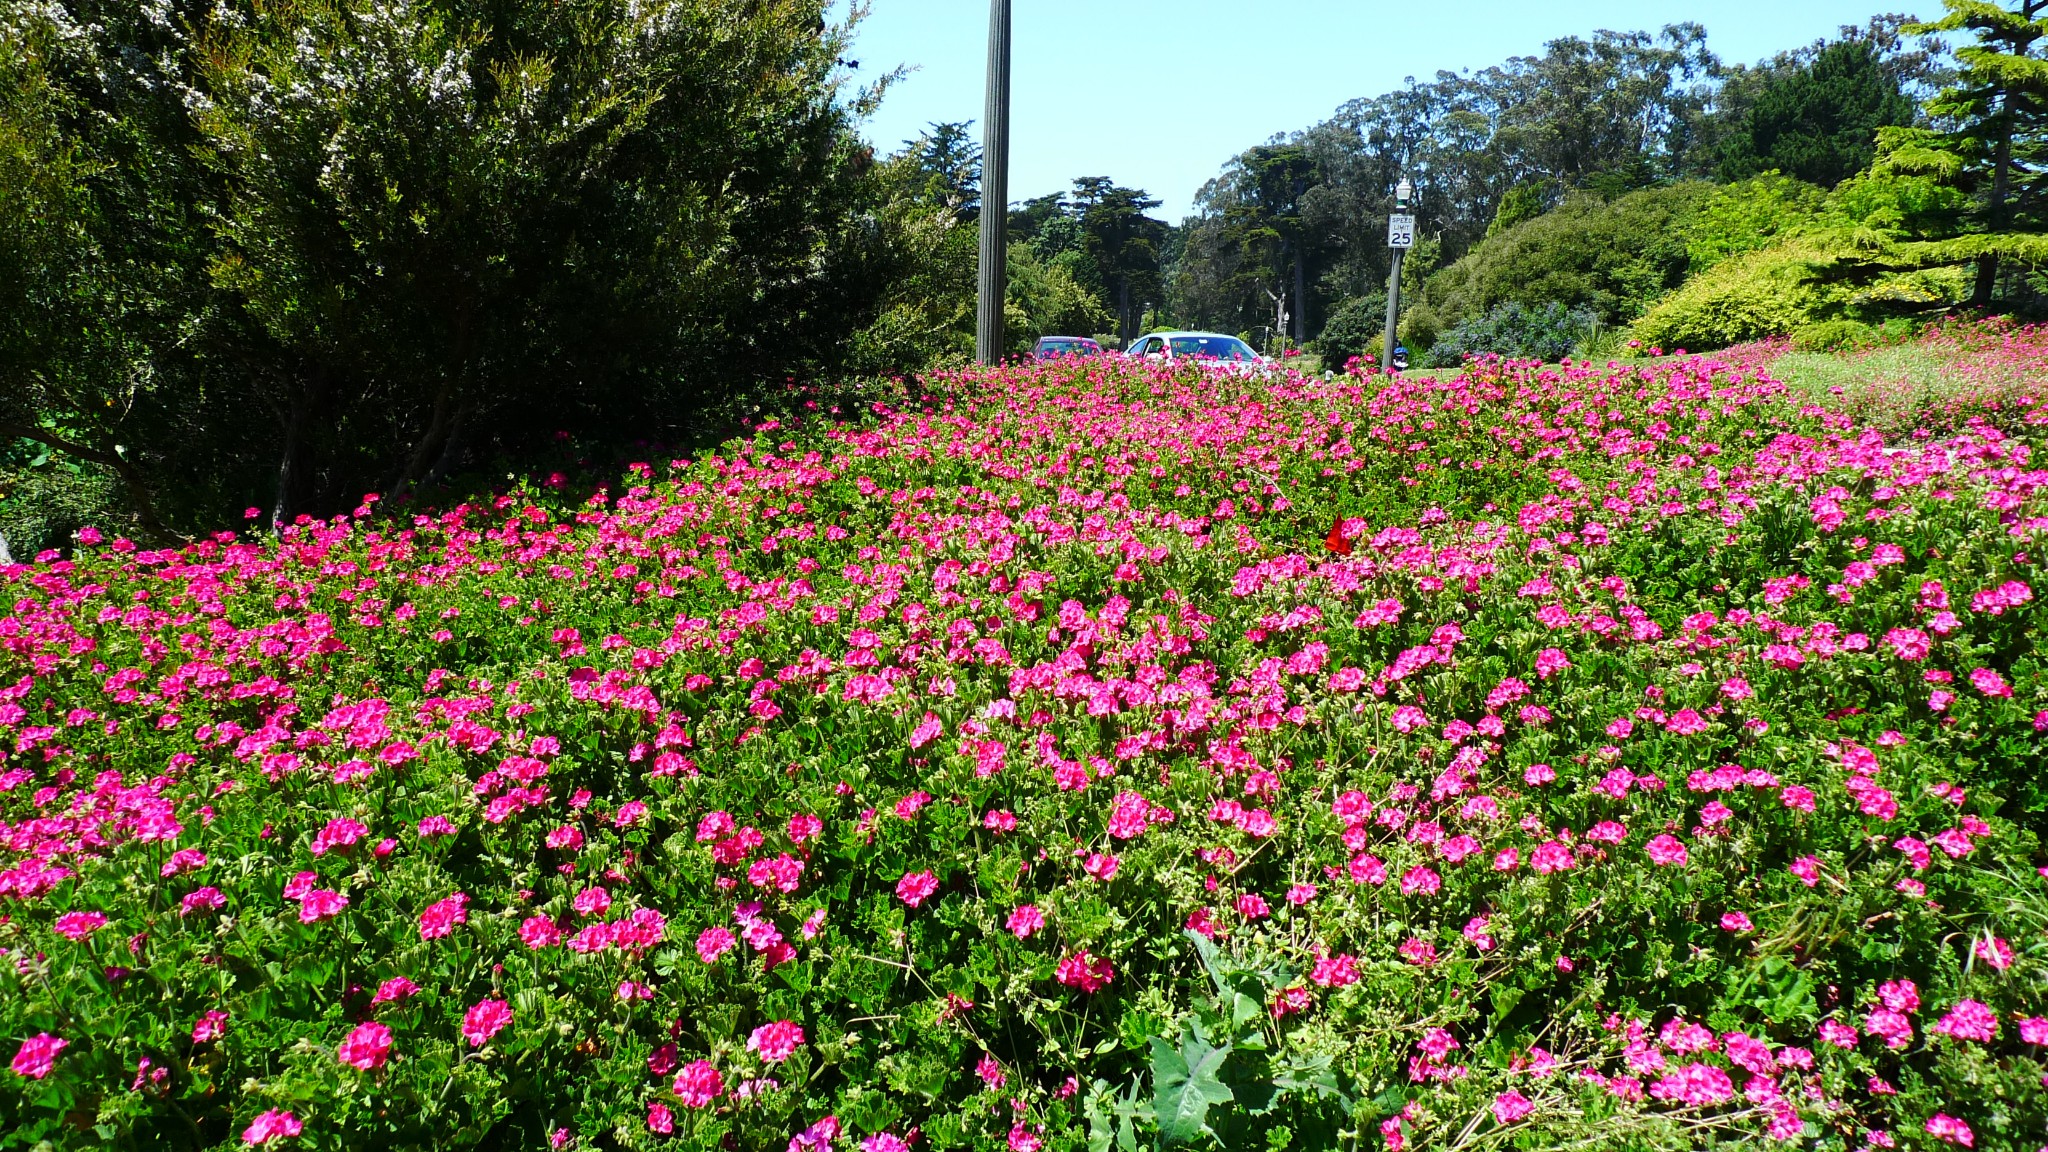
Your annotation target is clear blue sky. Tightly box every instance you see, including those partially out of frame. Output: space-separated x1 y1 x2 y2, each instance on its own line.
830 0 1915 220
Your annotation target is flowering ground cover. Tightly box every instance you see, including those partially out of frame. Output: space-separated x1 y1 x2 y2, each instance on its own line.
2 343 2046 1152
1735 318 2048 436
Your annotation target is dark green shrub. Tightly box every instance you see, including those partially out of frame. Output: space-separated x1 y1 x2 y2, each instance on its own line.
1310 293 1388 367
1426 301 1598 366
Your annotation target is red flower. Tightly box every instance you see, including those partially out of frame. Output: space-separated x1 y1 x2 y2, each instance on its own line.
1324 521 1352 556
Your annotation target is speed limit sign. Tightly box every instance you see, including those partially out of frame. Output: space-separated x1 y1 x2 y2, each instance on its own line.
1388 213 1416 248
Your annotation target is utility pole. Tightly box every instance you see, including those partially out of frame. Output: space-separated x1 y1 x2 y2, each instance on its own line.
1382 177 1414 373
976 0 1011 364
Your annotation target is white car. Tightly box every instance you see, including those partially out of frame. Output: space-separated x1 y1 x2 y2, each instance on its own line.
1126 331 1271 372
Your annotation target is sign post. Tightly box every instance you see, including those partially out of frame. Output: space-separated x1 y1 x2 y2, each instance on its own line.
1382 179 1415 373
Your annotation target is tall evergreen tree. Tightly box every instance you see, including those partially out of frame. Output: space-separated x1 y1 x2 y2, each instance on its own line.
1718 39 1919 188
1901 0 2048 304
1068 179 1167 343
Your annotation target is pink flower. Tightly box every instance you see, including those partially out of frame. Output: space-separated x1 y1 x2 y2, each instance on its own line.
1967 667 2011 698
1399 866 1441 896
862 1136 910 1152
298 889 348 923
181 887 227 915
1530 840 1573 873
1973 936 2014 969
895 869 939 907
1055 950 1115 993
193 1010 229 1043
1879 979 1920 1013
1523 763 1555 786
1398 937 1438 965
647 1102 674 1134
696 926 737 963
418 892 469 940
1491 1090 1534 1125
336 1021 392 1071
1462 916 1495 951
10 1033 66 1079
461 999 512 1047
790 1117 844 1151
1933 1000 1998 1043
1006 905 1044 938
1720 911 1754 932
1106 791 1151 840
908 712 943 749
748 1020 805 1063
787 813 823 844
673 1059 725 1106
371 977 418 1005
520 916 563 950
1664 708 1709 735
1648 1062 1734 1106
1925 1114 1975 1147
1884 628 1931 660
1534 648 1570 679
2019 1017 2048 1045
52 911 107 941
1645 834 1688 867
242 1109 304 1145
1864 1009 1913 1049
1310 953 1360 987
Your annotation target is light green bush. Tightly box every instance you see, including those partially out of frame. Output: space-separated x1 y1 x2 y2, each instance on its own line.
1629 239 1848 350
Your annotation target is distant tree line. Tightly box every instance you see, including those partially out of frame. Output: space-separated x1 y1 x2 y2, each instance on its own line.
1164 17 1960 353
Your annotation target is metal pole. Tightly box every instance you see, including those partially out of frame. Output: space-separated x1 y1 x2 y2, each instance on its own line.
1382 178 1413 373
1381 256 1402 373
975 0 1011 364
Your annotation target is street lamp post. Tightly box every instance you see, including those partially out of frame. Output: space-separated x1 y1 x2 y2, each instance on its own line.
1382 177 1415 373
975 0 1011 365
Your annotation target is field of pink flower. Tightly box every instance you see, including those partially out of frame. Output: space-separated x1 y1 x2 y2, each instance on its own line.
2 347 2044 1152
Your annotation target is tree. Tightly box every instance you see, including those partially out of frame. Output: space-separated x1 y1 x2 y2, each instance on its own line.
1070 179 1168 343
3 0 892 531
1172 146 1325 342
901 121 982 219
1901 0 2048 304
1718 39 1919 188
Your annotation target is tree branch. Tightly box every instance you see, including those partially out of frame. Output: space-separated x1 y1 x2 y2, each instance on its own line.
0 420 180 543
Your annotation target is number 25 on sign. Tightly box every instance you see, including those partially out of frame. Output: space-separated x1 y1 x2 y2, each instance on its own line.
1387 213 1416 248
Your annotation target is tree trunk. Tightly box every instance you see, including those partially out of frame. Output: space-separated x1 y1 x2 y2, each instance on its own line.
1292 253 1308 344
1976 104 2015 308
271 379 313 532
420 404 474 492
388 385 457 504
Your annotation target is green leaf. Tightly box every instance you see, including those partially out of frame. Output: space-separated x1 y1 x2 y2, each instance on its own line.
1152 1027 1234 1145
